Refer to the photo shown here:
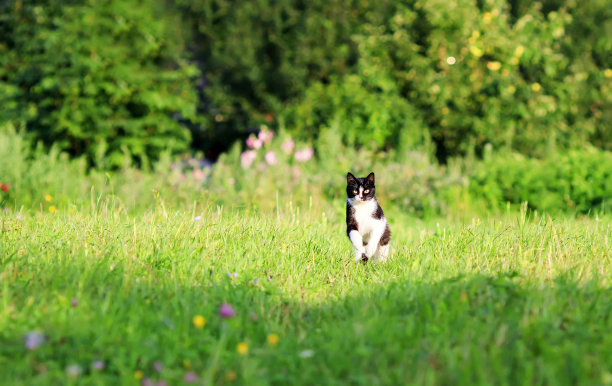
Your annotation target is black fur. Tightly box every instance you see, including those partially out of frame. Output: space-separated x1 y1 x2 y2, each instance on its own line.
346 203 358 236
380 224 391 246
346 172 376 201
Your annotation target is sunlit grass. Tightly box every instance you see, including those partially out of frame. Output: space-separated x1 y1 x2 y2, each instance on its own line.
1 202 611 384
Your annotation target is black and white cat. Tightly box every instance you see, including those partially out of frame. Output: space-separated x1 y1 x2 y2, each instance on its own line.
346 172 391 263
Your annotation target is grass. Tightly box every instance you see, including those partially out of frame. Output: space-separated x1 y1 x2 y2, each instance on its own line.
1 200 611 385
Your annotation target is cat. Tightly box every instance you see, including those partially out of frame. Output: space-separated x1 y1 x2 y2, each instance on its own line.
346 172 391 263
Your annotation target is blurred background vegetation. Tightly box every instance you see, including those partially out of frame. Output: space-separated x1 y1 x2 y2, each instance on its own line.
0 0 611 216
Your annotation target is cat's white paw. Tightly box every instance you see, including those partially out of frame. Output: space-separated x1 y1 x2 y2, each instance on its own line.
364 244 378 258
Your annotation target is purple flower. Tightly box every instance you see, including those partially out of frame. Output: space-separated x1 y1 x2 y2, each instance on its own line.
294 148 314 162
240 150 257 169
156 380 168 386
193 216 202 221
71 297 78 307
249 311 258 322
92 360 105 370
184 371 197 383
141 378 154 386
246 136 262 150
258 129 274 144
24 331 45 350
281 139 295 154
264 151 278 165
219 303 236 318
153 361 163 373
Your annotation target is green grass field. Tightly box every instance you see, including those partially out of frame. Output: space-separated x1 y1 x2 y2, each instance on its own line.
1 202 611 385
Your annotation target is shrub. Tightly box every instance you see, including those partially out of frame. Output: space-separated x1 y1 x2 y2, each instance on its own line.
469 147 612 213
0 0 199 166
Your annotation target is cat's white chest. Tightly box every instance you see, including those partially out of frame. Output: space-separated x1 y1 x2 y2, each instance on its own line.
352 200 379 236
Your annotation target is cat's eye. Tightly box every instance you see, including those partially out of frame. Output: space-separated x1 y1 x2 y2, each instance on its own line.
353 190 358 194
364 189 370 194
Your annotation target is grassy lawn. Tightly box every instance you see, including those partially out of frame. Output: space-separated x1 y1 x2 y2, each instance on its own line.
1 203 611 385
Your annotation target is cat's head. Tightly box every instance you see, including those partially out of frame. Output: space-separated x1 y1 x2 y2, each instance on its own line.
346 172 375 203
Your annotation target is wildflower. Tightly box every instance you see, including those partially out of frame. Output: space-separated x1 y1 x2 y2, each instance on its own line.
71 297 78 307
605 69 612 78
134 370 144 379
141 378 154 386
153 361 163 373
531 83 542 92
487 61 501 71
253 278 261 284
184 371 197 383
156 380 168 386
446 56 456 65
65 364 82 379
299 349 315 358
192 169 205 181
469 45 483 58
281 139 295 154
507 85 516 94
483 12 492 23
267 333 279 346
264 113 274 123
249 311 258 322
264 151 278 165
237 342 248 355
225 371 237 382
227 272 238 278
294 148 314 162
514 45 525 57
240 150 257 169
501 69 510 78
258 129 274 144
48 206 56 213
441 107 450 115
219 303 235 318
193 315 206 329
0 184 8 193
193 216 202 221
44 194 52 202
92 360 105 370
24 331 45 350
183 359 191 369
246 135 263 150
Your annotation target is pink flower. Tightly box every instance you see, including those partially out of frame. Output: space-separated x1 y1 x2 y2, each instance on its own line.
71 297 78 307
294 148 314 162
280 139 295 154
246 135 262 149
92 361 105 370
265 151 277 165
192 169 205 181
258 129 274 144
219 303 236 318
184 372 197 383
240 150 257 169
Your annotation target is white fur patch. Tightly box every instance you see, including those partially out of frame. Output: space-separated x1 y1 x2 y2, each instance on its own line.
347 198 390 261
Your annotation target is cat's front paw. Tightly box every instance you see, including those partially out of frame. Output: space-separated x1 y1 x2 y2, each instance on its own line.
364 244 378 258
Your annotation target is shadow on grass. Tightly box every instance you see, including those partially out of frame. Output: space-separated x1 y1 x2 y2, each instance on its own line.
2 261 611 385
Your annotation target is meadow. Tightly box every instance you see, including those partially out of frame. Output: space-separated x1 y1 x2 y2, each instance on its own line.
1 198 611 385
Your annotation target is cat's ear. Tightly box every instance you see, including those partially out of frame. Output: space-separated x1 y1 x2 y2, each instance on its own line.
347 172 357 184
366 172 375 185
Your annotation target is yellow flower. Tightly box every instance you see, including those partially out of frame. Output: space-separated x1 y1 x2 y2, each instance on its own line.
487 61 502 71
267 333 279 346
193 315 206 329
237 342 248 355
183 359 191 369
44 194 52 202
441 107 450 115
483 12 492 23
134 370 144 379
469 45 483 58
531 83 542 92
507 85 516 95
48 206 56 213
605 69 612 78
225 371 237 382
514 45 525 57
501 69 510 78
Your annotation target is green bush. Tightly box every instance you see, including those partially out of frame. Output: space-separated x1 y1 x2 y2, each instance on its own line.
175 0 611 160
469 147 612 213
0 0 199 166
